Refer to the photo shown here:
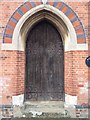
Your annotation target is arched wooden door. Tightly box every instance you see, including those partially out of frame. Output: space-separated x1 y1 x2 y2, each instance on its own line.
25 20 64 101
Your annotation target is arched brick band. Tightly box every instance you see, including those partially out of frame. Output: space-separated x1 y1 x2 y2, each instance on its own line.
3 0 42 43
3 0 86 44
47 0 86 44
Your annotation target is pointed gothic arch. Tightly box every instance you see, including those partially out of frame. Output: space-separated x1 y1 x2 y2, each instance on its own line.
2 0 86 45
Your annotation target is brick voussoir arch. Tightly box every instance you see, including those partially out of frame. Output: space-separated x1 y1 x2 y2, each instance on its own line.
3 0 86 44
3 0 42 43
47 0 86 44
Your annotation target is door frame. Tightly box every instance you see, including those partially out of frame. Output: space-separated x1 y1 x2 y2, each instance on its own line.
13 5 78 105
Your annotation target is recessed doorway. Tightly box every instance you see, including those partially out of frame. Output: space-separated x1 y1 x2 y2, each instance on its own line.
25 20 64 101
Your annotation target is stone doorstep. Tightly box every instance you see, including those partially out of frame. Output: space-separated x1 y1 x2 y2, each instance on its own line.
13 101 83 118
24 101 64 110
24 101 65 114
11 118 89 120
23 101 76 118
24 101 64 106
12 101 71 118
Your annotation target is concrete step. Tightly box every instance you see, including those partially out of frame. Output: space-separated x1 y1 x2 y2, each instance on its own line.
13 101 71 118
24 101 64 113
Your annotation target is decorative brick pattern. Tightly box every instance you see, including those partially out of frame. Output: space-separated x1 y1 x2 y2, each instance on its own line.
3 0 42 44
47 1 86 44
13 12 22 21
1 105 13 118
4 37 12 43
3 0 86 44
75 106 89 118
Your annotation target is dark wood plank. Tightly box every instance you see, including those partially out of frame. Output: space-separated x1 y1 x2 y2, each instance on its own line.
25 20 64 101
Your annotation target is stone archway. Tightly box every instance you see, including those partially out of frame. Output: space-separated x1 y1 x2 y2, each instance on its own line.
2 0 86 45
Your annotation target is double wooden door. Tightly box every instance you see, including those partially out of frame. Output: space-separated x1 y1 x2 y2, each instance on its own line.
25 20 64 101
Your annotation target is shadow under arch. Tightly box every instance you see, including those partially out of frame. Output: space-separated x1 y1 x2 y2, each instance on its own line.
19 8 75 52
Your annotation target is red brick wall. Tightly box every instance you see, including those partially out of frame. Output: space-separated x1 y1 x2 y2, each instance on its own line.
0 2 23 26
0 50 88 105
65 51 88 97
65 51 74 95
0 51 25 105
0 0 89 106
16 51 25 95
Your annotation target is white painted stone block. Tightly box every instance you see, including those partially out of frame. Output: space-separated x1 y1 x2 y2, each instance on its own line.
65 94 77 106
12 94 24 106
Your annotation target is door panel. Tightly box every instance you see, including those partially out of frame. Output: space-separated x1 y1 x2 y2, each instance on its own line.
25 20 64 101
